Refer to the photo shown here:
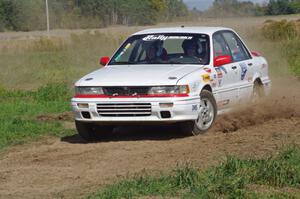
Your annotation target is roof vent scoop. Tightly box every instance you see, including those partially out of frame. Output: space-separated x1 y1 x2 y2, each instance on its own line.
181 25 185 28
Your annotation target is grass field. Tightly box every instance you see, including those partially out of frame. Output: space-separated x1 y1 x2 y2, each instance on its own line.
0 83 73 150
88 147 300 199
0 32 123 90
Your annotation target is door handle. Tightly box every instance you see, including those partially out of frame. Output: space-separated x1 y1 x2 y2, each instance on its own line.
248 63 253 66
231 66 237 70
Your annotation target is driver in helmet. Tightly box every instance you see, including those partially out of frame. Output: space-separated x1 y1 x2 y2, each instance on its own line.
181 38 209 64
182 38 202 57
144 40 168 63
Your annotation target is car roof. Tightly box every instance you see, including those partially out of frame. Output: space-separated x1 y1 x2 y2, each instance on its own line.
132 26 233 36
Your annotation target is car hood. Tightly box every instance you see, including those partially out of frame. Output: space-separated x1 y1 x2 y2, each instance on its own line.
76 64 203 86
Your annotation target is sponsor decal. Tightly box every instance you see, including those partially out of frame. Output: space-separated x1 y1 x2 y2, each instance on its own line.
202 74 211 82
115 43 132 61
215 68 223 78
124 43 131 49
142 35 193 41
239 63 248 80
219 66 227 74
204 67 212 73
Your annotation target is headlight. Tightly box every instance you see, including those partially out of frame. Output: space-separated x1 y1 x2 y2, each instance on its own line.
148 85 189 94
75 87 104 95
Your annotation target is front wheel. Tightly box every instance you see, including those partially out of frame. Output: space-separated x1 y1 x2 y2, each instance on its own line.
179 90 217 136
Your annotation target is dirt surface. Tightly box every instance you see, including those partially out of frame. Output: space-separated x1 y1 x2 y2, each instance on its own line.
36 112 74 122
0 118 299 199
1 80 300 199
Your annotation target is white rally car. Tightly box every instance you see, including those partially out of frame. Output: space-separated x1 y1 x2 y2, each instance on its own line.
72 26 271 140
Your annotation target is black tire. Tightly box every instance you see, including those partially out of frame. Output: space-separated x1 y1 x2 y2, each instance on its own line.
75 120 114 141
179 90 217 136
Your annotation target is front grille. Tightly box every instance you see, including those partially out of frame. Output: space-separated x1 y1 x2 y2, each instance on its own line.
103 87 150 96
97 103 152 117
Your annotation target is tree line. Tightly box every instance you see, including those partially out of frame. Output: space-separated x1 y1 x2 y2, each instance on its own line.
0 0 299 32
0 0 188 31
203 0 300 17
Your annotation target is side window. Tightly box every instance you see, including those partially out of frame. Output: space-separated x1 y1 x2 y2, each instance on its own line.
213 33 231 58
222 32 250 62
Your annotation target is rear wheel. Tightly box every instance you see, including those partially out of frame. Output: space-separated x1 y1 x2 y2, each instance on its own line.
75 121 114 141
252 80 264 102
179 90 217 136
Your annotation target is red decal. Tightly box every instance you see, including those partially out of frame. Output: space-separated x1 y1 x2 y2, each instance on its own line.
74 93 189 98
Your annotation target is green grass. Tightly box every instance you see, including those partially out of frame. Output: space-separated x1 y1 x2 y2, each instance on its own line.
0 83 74 150
88 147 300 199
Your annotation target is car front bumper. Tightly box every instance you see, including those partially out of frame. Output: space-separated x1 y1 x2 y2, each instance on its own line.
71 96 200 123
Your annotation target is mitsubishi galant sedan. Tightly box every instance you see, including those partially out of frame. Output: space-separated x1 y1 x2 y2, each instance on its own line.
71 26 271 140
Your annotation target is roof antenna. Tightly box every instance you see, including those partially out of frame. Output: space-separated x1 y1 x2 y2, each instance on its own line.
181 25 185 28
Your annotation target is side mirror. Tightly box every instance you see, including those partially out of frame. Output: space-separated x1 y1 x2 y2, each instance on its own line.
214 55 232 67
100 56 110 66
251 51 261 57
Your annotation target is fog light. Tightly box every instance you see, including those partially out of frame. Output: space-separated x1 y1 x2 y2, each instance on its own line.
160 111 171 118
159 102 174 108
81 111 91 119
78 103 89 108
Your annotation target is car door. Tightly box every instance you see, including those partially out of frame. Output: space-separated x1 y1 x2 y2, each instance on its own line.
212 32 240 109
221 31 253 102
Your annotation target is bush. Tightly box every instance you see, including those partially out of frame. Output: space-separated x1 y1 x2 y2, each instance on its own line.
262 19 299 41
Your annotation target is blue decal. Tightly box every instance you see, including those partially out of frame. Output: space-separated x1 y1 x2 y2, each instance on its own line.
192 105 198 111
239 63 248 80
219 66 227 74
215 68 223 78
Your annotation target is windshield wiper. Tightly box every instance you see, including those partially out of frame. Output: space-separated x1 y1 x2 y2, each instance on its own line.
109 61 135 65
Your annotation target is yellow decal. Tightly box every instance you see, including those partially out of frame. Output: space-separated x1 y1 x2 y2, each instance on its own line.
202 74 210 82
125 43 131 49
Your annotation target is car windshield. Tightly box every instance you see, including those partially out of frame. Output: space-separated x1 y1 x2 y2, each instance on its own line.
109 33 210 65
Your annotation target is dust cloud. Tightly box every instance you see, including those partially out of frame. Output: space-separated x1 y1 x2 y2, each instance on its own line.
213 76 300 133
